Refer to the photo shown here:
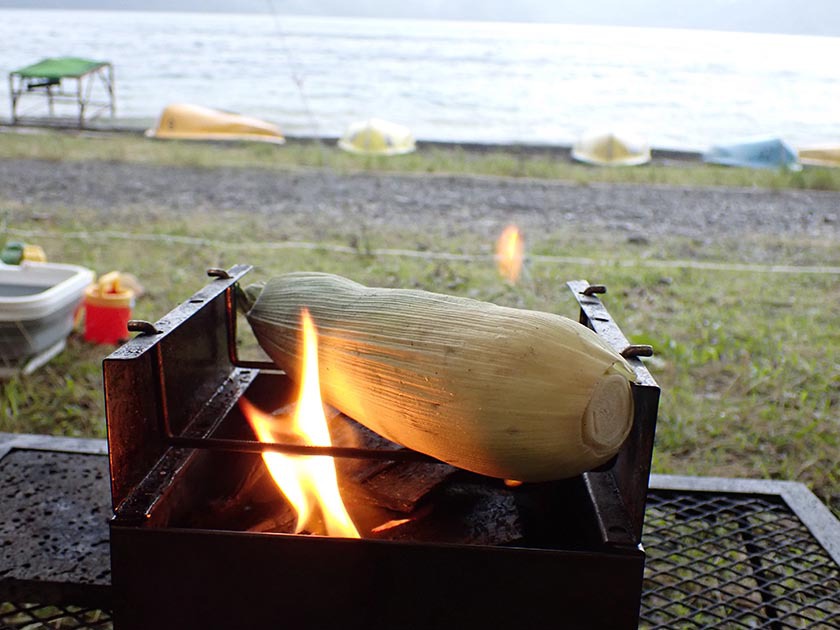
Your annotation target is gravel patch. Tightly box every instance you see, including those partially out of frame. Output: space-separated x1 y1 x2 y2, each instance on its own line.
2 158 839 244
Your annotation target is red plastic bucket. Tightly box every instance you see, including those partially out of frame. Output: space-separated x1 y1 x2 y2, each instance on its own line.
84 272 135 345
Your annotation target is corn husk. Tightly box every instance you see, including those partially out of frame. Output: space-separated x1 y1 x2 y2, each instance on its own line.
245 272 636 481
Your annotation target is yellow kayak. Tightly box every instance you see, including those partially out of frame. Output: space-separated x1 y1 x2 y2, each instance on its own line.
571 130 651 166
798 146 840 168
338 118 416 156
145 103 285 144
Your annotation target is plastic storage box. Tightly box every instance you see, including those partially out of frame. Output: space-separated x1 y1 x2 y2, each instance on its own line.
0 261 94 377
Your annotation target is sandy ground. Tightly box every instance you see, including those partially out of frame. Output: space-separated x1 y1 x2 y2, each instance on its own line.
2 158 840 254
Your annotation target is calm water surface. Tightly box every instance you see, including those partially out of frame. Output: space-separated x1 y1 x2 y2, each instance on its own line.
1 9 839 150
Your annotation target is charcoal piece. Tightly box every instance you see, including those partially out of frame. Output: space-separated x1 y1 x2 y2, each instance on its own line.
441 482 524 546
361 461 458 513
185 491 296 533
188 457 300 533
244 505 300 534
205 457 270 515
369 481 524 546
327 410 458 511
329 411 404 484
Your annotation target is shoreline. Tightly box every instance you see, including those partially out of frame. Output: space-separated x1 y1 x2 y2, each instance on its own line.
0 119 704 163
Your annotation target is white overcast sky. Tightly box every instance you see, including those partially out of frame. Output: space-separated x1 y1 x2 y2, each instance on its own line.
1 1 838 36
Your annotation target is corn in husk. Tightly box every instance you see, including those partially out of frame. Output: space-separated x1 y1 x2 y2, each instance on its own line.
245 272 637 481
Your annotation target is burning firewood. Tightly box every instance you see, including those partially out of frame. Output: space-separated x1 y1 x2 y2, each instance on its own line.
327 410 459 512
243 272 637 482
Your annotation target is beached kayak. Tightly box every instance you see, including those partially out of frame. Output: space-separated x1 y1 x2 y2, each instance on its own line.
145 103 285 144
571 130 651 166
798 146 840 168
703 138 800 170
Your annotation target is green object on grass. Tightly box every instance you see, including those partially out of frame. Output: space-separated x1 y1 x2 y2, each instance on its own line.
11 57 108 80
1 242 25 265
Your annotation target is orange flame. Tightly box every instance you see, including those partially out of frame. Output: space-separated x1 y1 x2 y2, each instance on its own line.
496 225 524 283
240 309 359 538
370 518 413 534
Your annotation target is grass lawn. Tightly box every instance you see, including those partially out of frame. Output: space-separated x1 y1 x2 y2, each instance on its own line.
1 129 838 515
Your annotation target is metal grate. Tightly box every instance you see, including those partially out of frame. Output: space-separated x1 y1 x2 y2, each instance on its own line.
641 490 840 629
0 602 112 629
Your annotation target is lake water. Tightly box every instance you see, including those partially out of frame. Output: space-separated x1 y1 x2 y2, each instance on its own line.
2 9 840 151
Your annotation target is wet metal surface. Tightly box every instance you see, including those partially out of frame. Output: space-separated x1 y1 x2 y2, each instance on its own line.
0 449 111 587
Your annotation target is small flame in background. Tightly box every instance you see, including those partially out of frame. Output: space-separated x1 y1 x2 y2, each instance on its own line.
240 308 360 538
495 225 524 283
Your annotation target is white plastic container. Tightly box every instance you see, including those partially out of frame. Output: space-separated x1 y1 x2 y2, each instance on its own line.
0 261 95 377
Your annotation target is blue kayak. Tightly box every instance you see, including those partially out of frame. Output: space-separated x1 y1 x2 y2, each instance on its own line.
702 138 801 170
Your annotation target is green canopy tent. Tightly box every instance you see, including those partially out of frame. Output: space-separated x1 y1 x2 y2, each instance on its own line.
9 57 115 127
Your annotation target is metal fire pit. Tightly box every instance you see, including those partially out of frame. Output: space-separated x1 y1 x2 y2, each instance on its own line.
102 266 659 630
